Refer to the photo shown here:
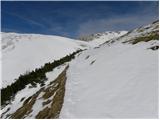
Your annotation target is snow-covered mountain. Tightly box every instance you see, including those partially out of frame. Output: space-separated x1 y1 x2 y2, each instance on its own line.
79 31 127 47
1 20 158 119
1 31 126 88
60 21 159 118
1 33 89 88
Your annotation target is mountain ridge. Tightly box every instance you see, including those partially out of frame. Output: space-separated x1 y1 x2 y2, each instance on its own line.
1 20 159 118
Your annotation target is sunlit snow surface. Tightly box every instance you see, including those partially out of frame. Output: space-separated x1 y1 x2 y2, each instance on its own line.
60 40 158 118
88 31 127 47
1 31 125 88
60 22 159 118
1 33 89 88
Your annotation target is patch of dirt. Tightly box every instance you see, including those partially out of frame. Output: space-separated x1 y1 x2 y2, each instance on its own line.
10 88 44 119
36 66 68 119
8 65 69 119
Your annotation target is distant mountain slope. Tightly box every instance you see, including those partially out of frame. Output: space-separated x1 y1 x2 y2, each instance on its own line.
119 20 158 44
1 33 89 88
79 31 127 46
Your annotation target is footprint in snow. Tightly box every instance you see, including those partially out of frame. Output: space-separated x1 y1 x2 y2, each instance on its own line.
90 60 96 65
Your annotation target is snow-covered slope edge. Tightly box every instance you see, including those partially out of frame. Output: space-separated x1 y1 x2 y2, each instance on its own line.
1 33 89 88
60 21 159 118
1 30 126 118
79 31 127 47
1 63 69 118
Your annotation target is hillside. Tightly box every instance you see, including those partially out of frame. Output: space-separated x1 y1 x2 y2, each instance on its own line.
79 31 127 47
60 20 159 118
1 33 89 88
1 21 159 118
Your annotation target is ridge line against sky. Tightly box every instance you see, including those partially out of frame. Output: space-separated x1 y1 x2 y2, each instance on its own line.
1 1 159 38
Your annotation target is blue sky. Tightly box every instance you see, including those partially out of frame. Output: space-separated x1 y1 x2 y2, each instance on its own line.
1 1 158 38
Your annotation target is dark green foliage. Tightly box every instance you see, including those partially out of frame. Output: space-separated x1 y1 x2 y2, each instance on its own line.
1 49 82 106
132 32 159 44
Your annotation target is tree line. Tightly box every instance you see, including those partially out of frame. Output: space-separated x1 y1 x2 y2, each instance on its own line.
1 49 82 106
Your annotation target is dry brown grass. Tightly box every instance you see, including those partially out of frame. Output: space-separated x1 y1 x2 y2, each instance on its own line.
10 89 43 119
36 66 68 119
9 65 69 119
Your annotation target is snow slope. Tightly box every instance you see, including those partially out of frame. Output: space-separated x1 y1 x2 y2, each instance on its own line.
1 33 89 88
1 21 158 119
1 31 125 88
1 63 68 118
88 31 127 47
1 30 127 118
60 21 158 118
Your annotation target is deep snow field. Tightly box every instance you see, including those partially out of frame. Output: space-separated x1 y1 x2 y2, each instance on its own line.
60 21 159 118
60 40 158 118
